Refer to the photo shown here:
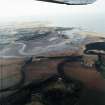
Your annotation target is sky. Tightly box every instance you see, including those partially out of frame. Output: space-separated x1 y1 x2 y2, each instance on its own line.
0 0 104 19
0 0 104 33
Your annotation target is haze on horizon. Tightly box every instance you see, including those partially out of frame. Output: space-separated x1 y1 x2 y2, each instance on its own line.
0 0 105 33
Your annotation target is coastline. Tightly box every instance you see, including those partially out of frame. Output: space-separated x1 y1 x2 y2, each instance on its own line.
1 30 105 91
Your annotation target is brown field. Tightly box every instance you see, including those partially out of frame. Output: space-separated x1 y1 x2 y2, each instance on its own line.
1 49 105 91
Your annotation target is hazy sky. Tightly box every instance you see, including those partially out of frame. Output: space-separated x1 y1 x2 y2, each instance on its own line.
0 0 104 33
0 0 104 19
